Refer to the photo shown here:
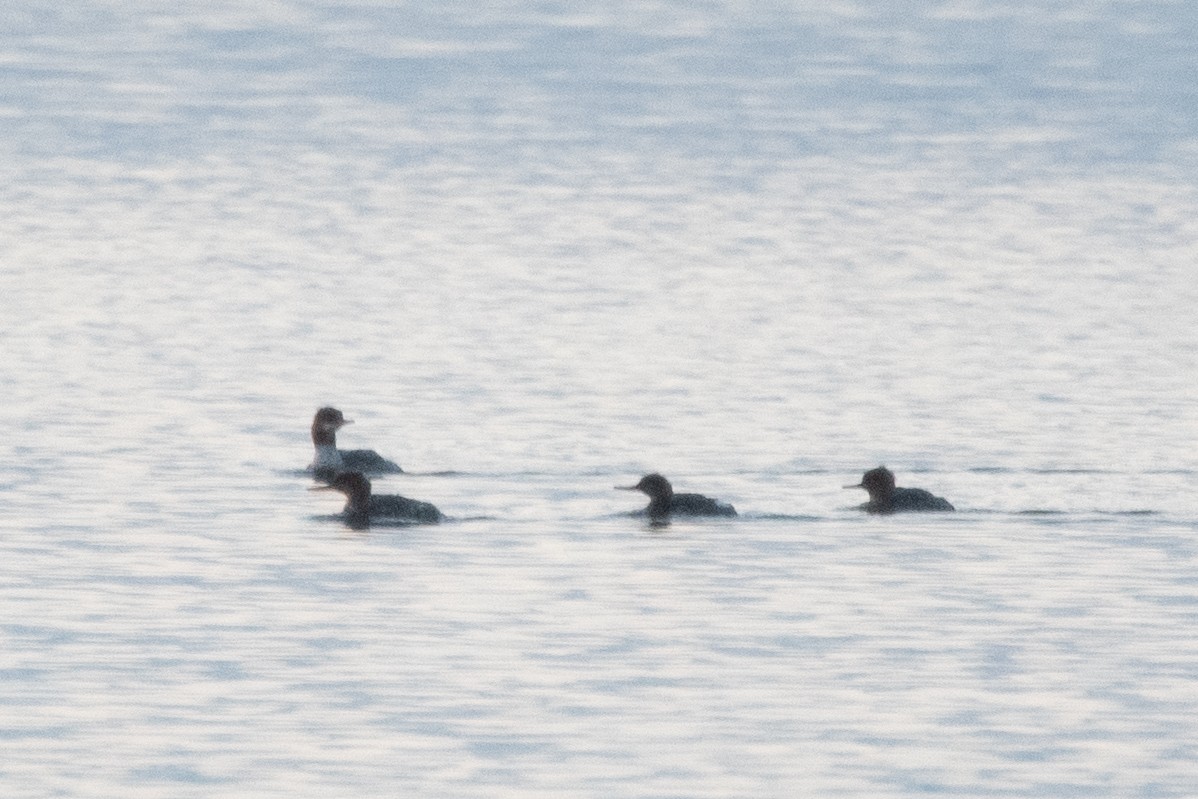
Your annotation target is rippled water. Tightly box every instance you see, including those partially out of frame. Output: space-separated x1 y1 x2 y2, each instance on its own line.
3 2 1198 796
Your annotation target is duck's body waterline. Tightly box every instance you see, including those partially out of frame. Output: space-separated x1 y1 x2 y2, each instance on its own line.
617 473 737 524
308 406 403 480
846 466 955 514
302 411 959 520
311 471 443 528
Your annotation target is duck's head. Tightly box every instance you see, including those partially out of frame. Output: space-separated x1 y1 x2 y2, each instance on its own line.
845 466 895 499
617 473 674 501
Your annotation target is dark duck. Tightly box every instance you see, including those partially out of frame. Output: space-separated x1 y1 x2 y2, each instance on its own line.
311 471 442 529
308 406 403 480
845 466 954 513
617 473 737 524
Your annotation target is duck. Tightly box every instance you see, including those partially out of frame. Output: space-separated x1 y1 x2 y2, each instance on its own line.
617 473 737 524
845 466 954 513
308 406 403 480
311 471 442 528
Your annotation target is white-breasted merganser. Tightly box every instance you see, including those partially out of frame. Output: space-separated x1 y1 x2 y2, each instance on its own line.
845 466 954 513
617 473 737 524
311 471 442 528
308 406 403 480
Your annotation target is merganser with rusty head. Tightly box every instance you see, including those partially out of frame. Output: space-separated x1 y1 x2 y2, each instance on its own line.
308 406 403 480
845 466 954 513
311 471 442 529
617 473 737 524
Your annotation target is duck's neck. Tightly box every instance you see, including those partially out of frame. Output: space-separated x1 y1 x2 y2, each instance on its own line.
311 421 339 447
311 443 344 472
646 494 672 522
342 485 373 523
868 486 894 503
342 491 368 516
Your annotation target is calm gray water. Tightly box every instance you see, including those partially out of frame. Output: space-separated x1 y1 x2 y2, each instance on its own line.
3 2 1197 797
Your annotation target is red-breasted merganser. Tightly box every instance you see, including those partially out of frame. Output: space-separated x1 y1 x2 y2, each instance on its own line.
310 471 442 528
308 407 403 480
845 466 954 513
617 473 737 524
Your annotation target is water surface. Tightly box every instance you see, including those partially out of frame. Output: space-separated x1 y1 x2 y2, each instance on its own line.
2 2 1197 796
